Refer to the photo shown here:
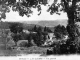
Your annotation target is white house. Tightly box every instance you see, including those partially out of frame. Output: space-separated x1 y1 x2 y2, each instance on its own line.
43 33 68 46
23 29 30 34
48 33 55 40
17 40 28 47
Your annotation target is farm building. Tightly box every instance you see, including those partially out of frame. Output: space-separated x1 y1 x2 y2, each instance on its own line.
23 29 30 34
43 33 68 46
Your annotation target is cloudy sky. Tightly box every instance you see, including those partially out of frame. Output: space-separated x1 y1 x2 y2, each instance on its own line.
2 0 68 22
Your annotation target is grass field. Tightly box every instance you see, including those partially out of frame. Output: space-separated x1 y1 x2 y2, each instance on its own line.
0 46 50 56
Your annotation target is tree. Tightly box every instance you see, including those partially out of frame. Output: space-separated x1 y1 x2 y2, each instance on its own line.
54 24 67 39
44 26 52 33
44 26 47 32
32 25 37 32
47 1 80 51
12 33 21 43
9 22 23 34
0 0 48 20
38 26 42 32
9 22 23 45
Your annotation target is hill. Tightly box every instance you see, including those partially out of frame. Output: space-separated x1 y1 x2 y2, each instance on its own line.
0 21 43 30
0 20 68 32
22 23 43 30
37 20 67 27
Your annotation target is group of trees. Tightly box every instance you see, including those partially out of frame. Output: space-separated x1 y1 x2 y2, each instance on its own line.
54 24 68 39
31 25 52 33
9 22 69 48
9 23 52 46
30 25 55 46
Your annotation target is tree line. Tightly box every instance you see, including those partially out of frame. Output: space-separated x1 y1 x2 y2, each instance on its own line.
9 23 67 47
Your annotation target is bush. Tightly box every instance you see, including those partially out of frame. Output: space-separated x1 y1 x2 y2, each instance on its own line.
59 44 69 54
17 40 28 47
54 24 67 39
46 49 53 55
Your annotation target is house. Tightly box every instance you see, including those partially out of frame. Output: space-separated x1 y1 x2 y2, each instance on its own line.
63 35 68 40
43 33 68 46
42 33 56 46
17 40 28 47
23 29 30 34
48 33 55 40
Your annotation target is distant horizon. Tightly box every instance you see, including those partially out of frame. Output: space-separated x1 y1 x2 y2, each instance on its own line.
1 20 68 27
2 19 68 22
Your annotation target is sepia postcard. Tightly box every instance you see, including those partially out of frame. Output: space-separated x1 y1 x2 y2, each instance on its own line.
0 0 80 60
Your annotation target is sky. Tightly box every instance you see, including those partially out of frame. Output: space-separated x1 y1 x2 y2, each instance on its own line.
2 0 68 22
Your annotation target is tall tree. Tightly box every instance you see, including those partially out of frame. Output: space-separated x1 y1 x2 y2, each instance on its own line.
44 26 52 33
44 26 47 32
32 25 37 32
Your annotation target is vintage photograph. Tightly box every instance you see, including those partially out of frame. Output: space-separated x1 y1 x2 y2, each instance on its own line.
0 0 80 60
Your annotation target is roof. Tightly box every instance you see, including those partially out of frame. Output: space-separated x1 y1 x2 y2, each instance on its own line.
48 33 55 37
7 39 15 47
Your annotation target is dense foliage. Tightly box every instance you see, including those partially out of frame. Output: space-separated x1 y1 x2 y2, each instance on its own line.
9 23 23 33
54 24 67 39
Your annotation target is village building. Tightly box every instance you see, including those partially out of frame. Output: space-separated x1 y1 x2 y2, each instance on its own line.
43 32 68 46
23 29 30 34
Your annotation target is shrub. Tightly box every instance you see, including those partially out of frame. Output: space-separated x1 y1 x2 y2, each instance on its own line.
17 40 28 47
54 24 67 39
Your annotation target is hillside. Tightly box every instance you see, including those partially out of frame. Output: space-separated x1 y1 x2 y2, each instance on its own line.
0 20 68 32
22 23 44 30
37 20 68 27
